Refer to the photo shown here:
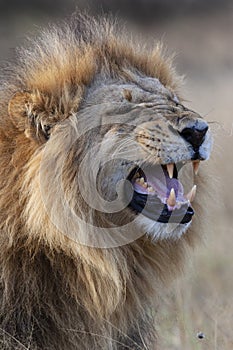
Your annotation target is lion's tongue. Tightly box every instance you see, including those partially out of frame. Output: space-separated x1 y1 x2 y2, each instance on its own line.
133 167 187 205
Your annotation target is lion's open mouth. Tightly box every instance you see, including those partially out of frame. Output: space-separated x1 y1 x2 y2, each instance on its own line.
127 161 199 224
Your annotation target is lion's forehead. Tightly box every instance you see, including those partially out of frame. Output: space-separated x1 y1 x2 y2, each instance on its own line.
85 75 177 107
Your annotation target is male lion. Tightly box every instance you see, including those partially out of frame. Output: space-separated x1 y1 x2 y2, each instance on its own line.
0 15 212 350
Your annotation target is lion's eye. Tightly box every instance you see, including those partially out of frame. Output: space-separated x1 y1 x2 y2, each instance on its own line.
42 124 52 139
173 94 180 106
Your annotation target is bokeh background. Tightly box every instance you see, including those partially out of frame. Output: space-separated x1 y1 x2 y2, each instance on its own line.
1 1 233 349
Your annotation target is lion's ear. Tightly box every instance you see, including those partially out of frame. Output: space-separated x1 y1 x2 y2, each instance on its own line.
8 91 55 142
8 90 68 141
8 91 33 131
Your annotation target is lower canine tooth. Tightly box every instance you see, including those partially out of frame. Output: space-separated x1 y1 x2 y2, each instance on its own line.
186 185 197 202
139 177 145 184
167 188 176 207
148 186 154 192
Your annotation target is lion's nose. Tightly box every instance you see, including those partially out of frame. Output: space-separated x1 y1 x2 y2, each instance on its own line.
180 122 208 151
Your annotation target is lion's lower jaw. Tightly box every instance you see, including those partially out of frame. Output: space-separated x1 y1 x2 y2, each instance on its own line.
139 216 192 240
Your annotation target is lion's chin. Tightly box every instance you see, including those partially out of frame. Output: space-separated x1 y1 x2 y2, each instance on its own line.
138 215 192 240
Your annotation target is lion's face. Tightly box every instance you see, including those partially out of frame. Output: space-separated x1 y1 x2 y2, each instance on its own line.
34 73 211 245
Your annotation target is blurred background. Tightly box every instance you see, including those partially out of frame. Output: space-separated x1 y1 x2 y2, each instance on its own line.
0 1 233 349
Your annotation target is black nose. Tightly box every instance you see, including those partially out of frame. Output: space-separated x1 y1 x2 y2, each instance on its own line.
180 124 208 150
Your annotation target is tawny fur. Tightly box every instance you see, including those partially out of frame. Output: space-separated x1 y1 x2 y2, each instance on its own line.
0 15 208 349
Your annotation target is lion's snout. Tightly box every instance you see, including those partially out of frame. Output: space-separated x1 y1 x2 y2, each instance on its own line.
179 119 209 157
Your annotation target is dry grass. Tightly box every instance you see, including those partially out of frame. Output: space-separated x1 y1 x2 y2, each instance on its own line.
157 216 233 349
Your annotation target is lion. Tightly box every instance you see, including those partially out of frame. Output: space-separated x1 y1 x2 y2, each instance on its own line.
0 15 212 350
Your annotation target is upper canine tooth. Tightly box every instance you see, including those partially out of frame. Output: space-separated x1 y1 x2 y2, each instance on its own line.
186 185 197 202
192 161 200 175
167 163 174 179
167 188 176 207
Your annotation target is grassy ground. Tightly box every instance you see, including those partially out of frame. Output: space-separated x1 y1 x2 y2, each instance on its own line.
157 217 233 349
0 5 233 350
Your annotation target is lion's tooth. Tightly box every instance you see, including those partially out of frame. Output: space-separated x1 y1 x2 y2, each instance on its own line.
167 188 176 207
135 178 140 183
193 161 200 175
186 185 197 202
148 186 154 192
143 182 148 188
139 177 145 184
167 163 174 179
